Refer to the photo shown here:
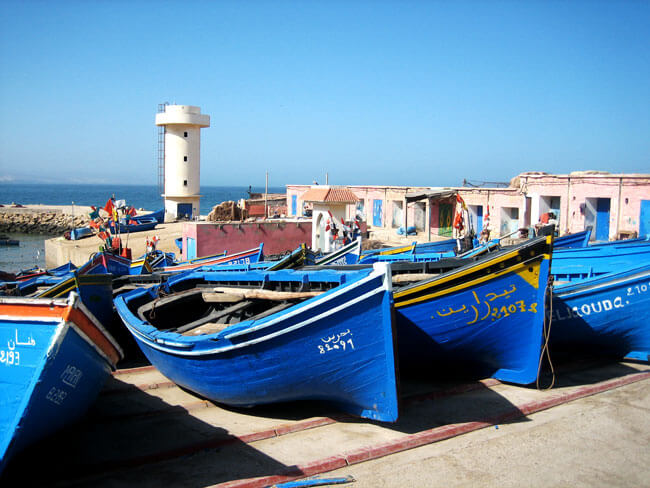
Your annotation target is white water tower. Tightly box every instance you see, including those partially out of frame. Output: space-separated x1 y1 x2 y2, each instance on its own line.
155 104 210 220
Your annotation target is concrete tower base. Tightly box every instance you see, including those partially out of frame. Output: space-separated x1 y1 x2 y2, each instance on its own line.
164 195 201 220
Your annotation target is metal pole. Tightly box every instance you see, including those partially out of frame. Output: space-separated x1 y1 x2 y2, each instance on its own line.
326 172 329 185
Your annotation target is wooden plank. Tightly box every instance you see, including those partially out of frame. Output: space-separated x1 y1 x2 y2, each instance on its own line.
182 322 232 336
174 301 253 334
392 273 439 283
207 287 323 301
202 292 246 303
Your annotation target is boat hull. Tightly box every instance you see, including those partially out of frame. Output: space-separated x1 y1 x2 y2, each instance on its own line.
393 237 552 384
116 265 399 421
0 296 121 474
552 264 650 361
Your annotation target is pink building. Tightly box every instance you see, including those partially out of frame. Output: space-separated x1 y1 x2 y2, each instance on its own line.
287 172 650 241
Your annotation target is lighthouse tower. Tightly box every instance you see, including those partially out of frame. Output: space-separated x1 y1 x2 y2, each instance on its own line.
155 105 210 220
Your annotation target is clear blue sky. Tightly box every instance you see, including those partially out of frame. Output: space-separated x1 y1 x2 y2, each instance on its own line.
1 1 648 188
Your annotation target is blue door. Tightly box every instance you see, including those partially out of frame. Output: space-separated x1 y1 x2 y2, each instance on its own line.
177 203 193 219
640 200 650 237
595 198 610 241
291 195 297 216
476 206 483 232
186 237 196 260
373 199 383 227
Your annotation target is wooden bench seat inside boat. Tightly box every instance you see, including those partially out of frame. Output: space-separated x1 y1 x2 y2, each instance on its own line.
182 321 232 336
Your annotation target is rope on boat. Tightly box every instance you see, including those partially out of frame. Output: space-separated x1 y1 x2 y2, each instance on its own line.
536 275 556 390
148 285 171 320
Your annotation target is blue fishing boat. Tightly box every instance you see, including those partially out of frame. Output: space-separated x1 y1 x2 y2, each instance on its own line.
313 238 362 266
551 240 650 281
552 262 650 361
129 250 176 275
392 236 553 384
11 262 77 283
162 245 263 273
108 217 158 234
360 240 498 265
0 293 123 474
359 239 461 263
114 263 399 421
69 226 94 241
132 208 164 224
554 229 591 248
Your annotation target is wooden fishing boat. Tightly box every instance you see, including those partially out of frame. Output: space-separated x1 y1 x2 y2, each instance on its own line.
553 229 591 248
552 262 650 361
114 263 399 421
77 252 131 277
11 262 77 283
360 240 498 265
69 226 94 241
108 218 157 234
132 208 164 224
551 240 650 281
162 245 263 273
0 238 19 246
0 293 123 474
358 242 415 263
129 251 176 275
313 237 362 266
359 239 464 264
392 236 553 385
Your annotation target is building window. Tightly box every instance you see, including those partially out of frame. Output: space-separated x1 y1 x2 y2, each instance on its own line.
392 200 403 228
183 156 188 162
183 180 188 186
356 199 365 221
184 131 188 137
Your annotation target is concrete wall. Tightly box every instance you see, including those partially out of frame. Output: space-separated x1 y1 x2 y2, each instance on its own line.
288 173 650 241
522 173 650 239
183 220 313 260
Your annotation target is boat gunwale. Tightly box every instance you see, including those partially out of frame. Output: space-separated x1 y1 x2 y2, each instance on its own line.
393 236 552 306
553 263 650 297
115 264 391 357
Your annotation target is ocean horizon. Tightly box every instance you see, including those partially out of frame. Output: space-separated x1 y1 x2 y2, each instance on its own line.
0 182 286 214
0 182 285 272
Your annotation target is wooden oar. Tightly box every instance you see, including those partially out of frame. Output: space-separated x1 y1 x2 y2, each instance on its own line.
204 287 323 302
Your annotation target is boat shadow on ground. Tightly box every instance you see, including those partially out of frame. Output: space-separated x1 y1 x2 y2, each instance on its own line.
523 351 649 389
0 377 293 487
2 355 644 487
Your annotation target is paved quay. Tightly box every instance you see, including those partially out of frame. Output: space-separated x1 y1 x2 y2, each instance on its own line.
38 207 185 267
1 358 647 487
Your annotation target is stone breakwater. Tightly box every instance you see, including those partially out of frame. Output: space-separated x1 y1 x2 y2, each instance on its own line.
0 208 87 235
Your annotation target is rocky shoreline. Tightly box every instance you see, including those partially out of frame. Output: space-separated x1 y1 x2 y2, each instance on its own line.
0 208 88 235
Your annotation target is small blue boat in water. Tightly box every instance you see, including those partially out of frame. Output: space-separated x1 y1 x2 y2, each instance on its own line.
392 236 553 384
0 292 123 474
552 262 650 361
114 263 399 421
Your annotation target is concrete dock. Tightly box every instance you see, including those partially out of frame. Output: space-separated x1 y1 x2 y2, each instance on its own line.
1 357 647 487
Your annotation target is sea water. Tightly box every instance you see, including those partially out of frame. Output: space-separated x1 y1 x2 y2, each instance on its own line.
0 233 50 273
0 183 284 212
0 183 285 273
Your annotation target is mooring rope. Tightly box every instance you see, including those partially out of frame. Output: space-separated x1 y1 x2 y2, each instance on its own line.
536 275 556 390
